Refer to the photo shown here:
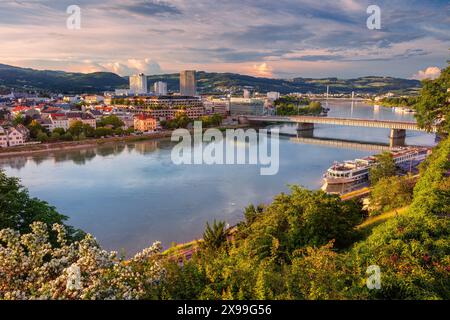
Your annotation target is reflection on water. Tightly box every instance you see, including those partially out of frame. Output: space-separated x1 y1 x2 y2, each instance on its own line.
0 102 437 255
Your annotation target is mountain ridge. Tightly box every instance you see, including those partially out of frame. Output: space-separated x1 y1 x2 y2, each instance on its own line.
0 63 421 95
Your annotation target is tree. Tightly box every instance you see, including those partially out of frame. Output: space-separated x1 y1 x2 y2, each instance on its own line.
98 115 124 129
414 63 450 134
369 152 396 185
27 120 46 139
36 131 49 143
12 113 25 126
0 170 76 237
203 220 227 250
369 176 414 215
68 121 84 137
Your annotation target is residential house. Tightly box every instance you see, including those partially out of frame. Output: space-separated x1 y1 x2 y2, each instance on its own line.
87 109 103 120
134 114 157 132
7 127 25 147
50 114 70 131
15 124 30 141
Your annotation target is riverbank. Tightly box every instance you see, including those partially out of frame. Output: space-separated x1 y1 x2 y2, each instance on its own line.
0 124 250 158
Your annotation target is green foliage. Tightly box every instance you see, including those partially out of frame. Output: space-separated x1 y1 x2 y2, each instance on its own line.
369 152 397 185
160 113 192 129
68 121 95 140
369 176 414 215
12 113 25 126
275 97 323 116
94 127 114 138
199 114 223 127
98 115 124 129
203 220 227 251
414 63 450 133
0 170 82 240
376 96 418 108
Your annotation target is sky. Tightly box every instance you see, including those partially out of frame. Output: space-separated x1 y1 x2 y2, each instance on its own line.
0 0 449 79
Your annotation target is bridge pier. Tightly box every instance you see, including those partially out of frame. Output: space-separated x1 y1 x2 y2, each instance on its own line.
238 116 249 125
389 129 406 147
296 123 314 138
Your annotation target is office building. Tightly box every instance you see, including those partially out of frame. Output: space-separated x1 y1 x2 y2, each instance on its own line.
153 81 168 96
180 70 197 96
130 73 148 94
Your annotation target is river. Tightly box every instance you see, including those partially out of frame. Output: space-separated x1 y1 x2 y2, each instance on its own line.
0 101 437 254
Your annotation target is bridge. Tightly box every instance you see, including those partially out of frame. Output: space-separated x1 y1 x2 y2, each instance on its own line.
240 115 437 147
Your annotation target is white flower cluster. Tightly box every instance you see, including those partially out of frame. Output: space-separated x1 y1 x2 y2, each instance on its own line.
0 222 166 300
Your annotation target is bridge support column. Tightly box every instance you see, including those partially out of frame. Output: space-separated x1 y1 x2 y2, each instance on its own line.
389 129 406 147
238 116 249 125
296 123 314 138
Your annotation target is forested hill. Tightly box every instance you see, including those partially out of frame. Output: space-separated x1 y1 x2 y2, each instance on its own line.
0 63 420 94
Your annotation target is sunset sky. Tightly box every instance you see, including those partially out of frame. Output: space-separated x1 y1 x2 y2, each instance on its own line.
0 0 448 79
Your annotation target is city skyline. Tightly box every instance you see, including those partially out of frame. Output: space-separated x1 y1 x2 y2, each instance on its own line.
0 0 448 80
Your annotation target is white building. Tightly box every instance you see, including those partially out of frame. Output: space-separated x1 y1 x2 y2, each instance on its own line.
0 126 7 148
129 73 148 94
153 81 168 96
243 89 251 99
6 128 25 147
115 89 132 96
267 92 280 101
49 114 70 131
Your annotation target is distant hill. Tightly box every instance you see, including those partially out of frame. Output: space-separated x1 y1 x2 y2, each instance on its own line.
0 64 127 94
0 64 421 95
147 72 421 95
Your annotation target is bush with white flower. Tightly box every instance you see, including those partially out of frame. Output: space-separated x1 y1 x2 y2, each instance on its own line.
0 222 165 300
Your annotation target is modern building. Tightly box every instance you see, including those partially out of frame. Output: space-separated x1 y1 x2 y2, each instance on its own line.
129 73 148 94
113 95 205 121
134 114 157 132
153 81 168 96
180 70 197 96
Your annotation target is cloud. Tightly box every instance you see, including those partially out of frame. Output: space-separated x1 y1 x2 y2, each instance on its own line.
101 58 162 76
413 66 442 80
119 0 181 17
253 63 273 77
0 0 448 78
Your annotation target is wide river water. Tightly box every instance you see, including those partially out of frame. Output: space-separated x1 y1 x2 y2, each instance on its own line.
0 102 437 254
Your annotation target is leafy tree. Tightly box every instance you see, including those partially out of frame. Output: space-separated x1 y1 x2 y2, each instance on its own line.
98 115 124 129
12 113 25 126
0 170 79 238
369 176 414 215
68 121 84 137
36 131 49 143
53 127 66 135
94 127 114 138
414 63 450 133
369 152 396 185
203 220 227 250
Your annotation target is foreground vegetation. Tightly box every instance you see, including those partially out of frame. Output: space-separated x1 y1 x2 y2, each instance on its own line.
0 136 448 300
0 64 448 300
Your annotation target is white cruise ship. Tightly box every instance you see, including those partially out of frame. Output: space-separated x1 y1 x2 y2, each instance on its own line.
322 147 430 194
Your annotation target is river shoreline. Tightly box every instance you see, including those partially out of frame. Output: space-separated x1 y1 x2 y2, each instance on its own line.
0 124 250 158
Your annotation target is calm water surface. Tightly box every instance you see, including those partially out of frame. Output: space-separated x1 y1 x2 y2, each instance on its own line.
0 102 436 254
